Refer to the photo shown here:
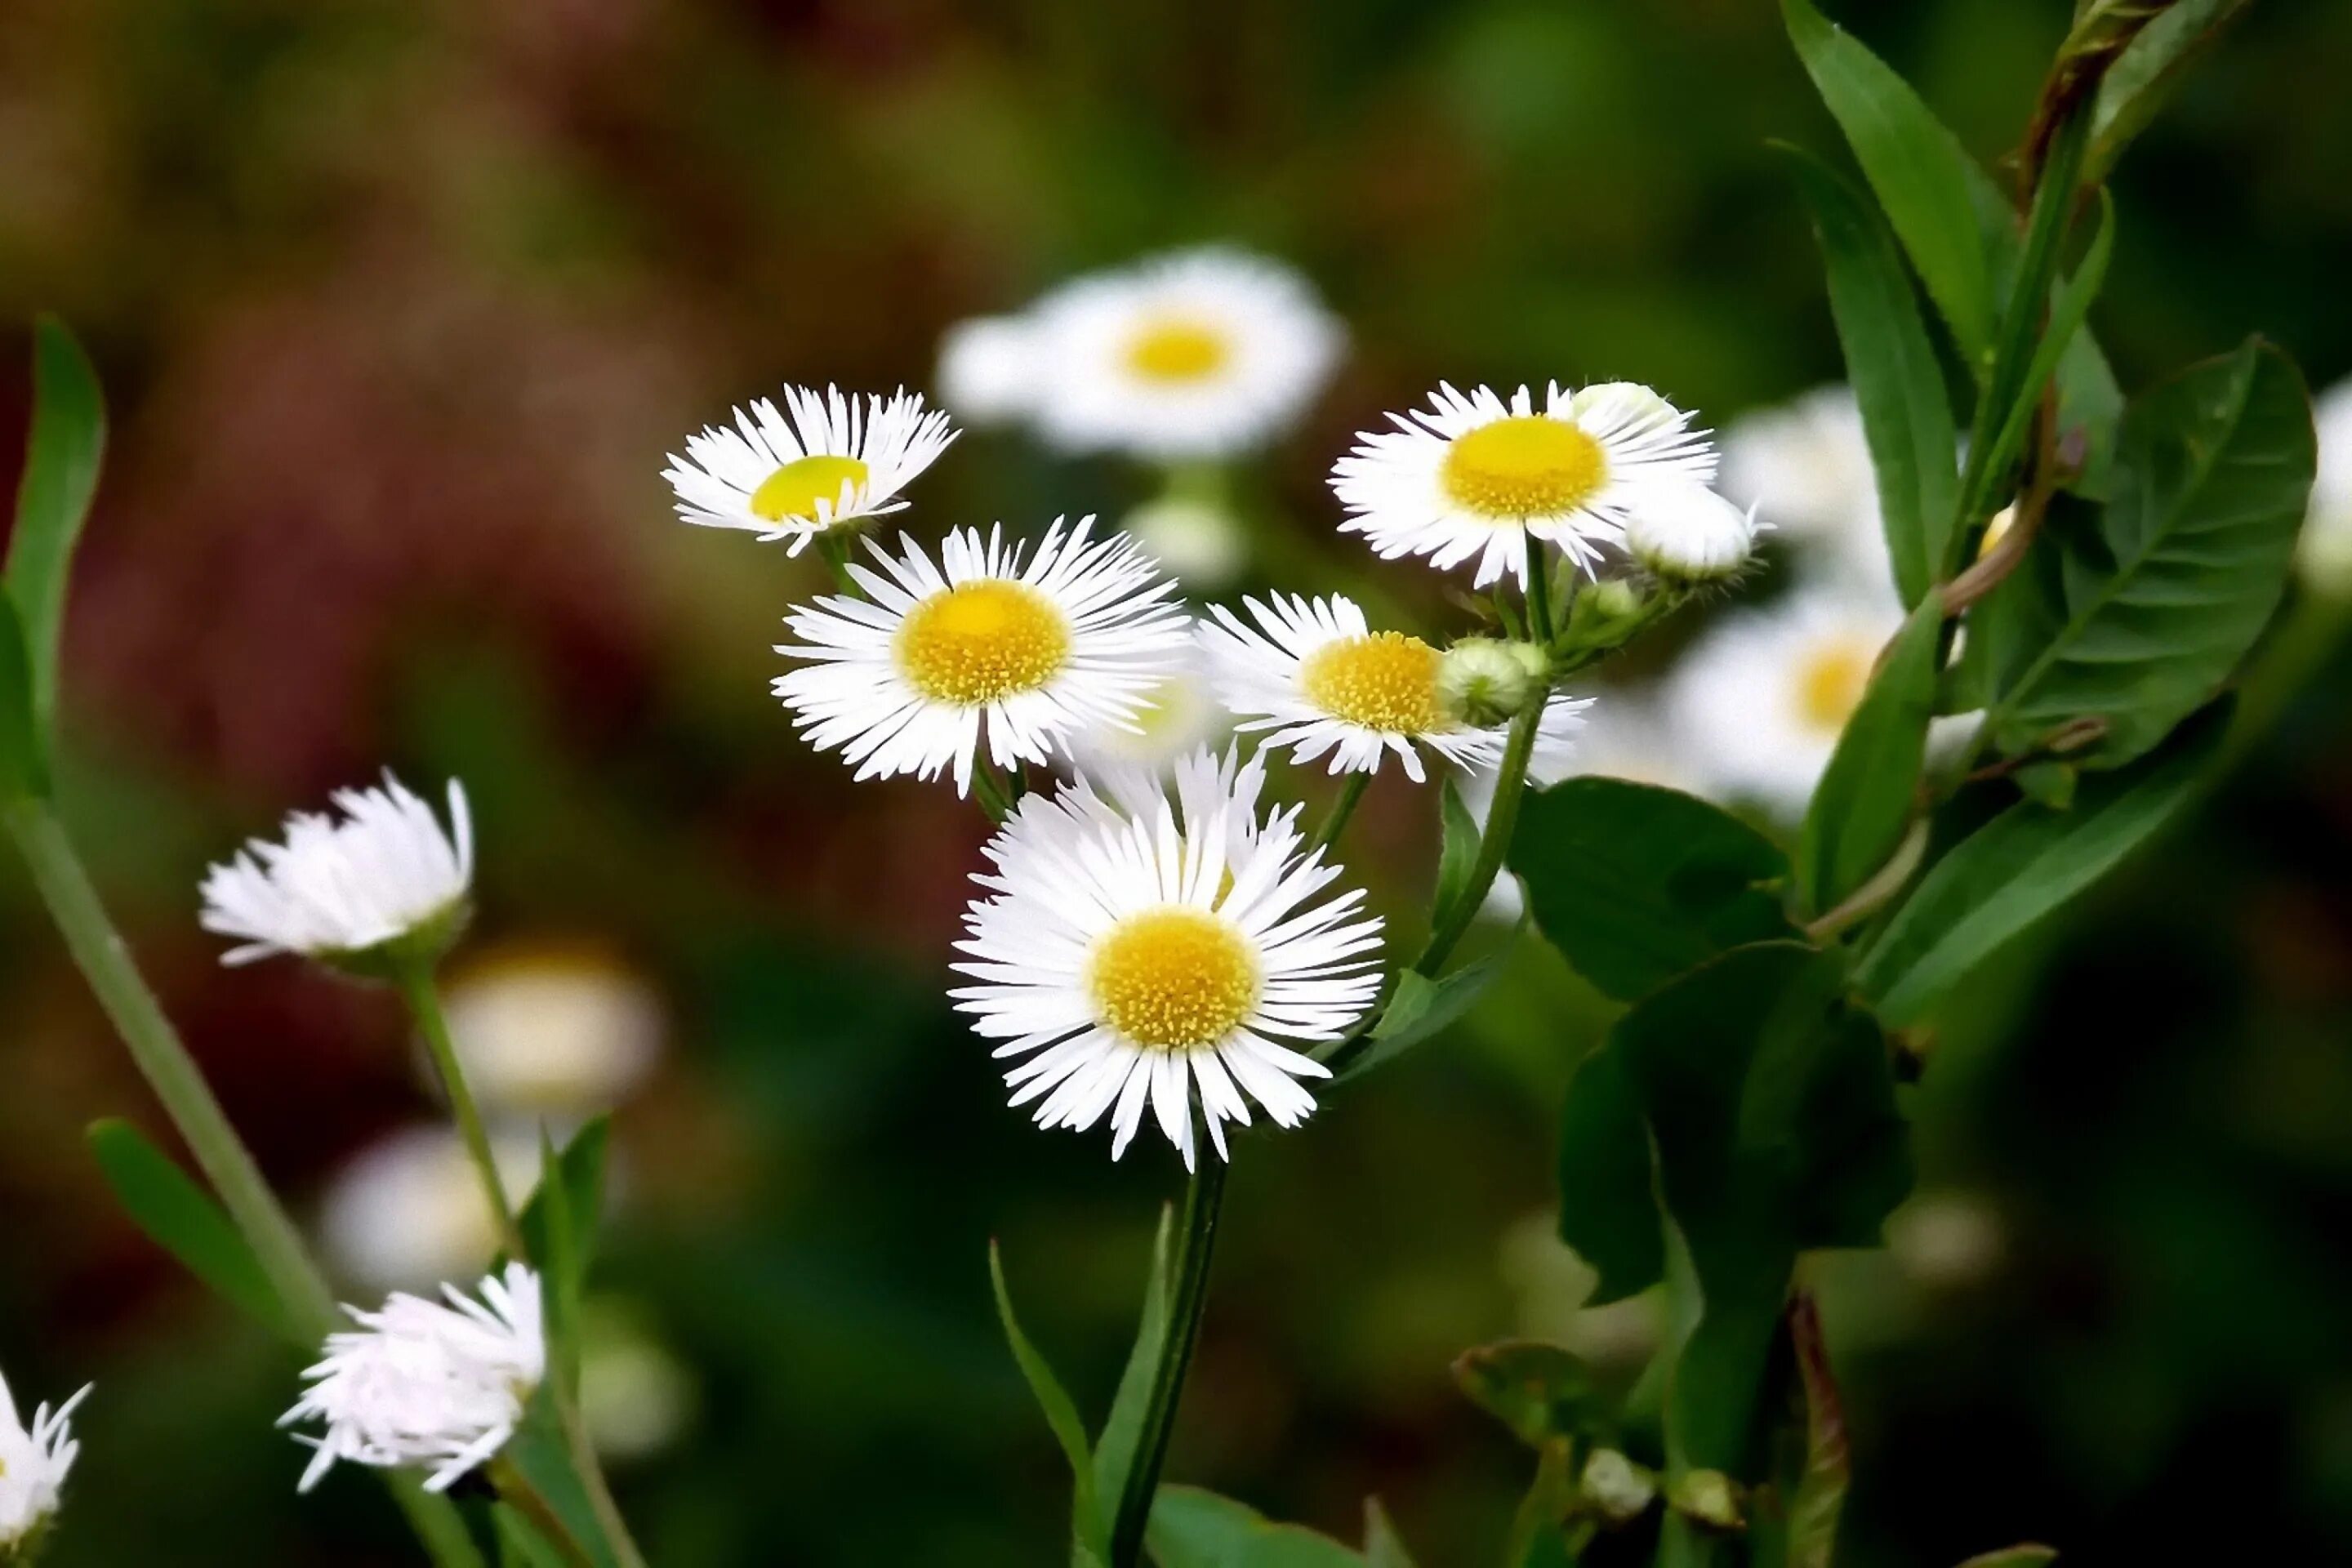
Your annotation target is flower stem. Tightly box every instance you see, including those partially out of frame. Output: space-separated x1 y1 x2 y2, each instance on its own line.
1 797 488 1568
1524 533 1553 642
1416 691 1544 976
490 1457 601 1568
1107 1152 1231 1568
394 965 525 1261
1307 773 1370 854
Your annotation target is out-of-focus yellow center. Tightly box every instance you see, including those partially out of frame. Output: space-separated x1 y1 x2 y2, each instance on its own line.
751 454 870 523
1301 631 1445 734
1125 318 1230 383
1795 639 1872 732
1089 907 1258 1050
1441 416 1607 518
894 581 1070 705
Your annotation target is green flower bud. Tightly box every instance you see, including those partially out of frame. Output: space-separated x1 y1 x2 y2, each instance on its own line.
1438 638 1548 727
1666 1468 1744 1531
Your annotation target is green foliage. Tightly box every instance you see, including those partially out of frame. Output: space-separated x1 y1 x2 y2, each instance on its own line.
0 594 41 800
6 317 105 756
514 1116 610 1388
1555 1040 1664 1304
1975 190 2115 524
1452 1342 1615 1450
2089 0 2253 180
988 1241 1109 1564
1855 701 2229 1027
492 1507 575 1568
1434 777 1482 920
86 1117 294 1343
501 1396 621 1568
1797 593 1944 915
1782 146 1958 604
1774 1294 1851 1568
1360 1502 1418 1568
1971 341 2315 768
1147 1487 1368 1568
1337 927 1521 1083
1953 1549 2058 1568
1511 778 1796 1002
1093 1207 1175 1526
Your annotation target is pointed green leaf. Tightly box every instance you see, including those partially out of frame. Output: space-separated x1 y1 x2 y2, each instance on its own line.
1797 593 1944 915
1976 191 2116 516
7 318 105 746
515 1116 608 1301
1434 778 1482 920
1339 925 1521 1083
1361 1500 1419 1568
990 1241 1107 1557
1782 145 1959 604
0 593 42 799
1147 1486 1367 1568
1555 1038 1663 1302
2089 0 2252 181
1452 1342 1615 1450
1511 778 1797 1002
501 1390 621 1568
492 1506 575 1568
1094 1206 1175 1514
87 1118 294 1342
1856 702 2226 1026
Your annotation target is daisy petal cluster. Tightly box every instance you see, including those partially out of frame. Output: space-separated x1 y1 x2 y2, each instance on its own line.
199 773 473 969
2296 375 2352 595
954 748 1383 1168
663 385 956 553
773 518 1192 795
0 1368 87 1553
283 1264 546 1495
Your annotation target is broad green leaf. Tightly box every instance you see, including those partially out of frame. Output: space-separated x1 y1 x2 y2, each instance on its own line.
1511 778 1797 1002
1434 777 1481 920
1147 1486 1366 1568
1797 593 1944 915
0 593 42 799
1451 1342 1614 1449
1361 1500 1418 1568
2089 0 2252 180
1855 702 2226 1026
7 318 105 745
1094 1206 1175 1516
1555 1038 1662 1303
990 1242 1107 1559
1337 926 1521 1083
1954 1549 2058 1568
1781 0 1993 360
1976 341 2313 768
87 1118 293 1342
1782 146 1959 604
492 1506 575 1568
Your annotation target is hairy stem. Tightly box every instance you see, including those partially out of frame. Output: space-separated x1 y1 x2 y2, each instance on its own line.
1417 693 1545 976
1308 773 1370 854
396 966 525 1259
1108 1153 1231 1567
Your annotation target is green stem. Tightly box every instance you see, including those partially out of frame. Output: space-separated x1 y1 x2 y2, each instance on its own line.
1417 693 1545 976
1108 1152 1231 1568
1523 532 1553 642
1308 773 1370 854
490 1458 600 1568
816 531 858 596
2 798 487 1568
971 763 1013 824
396 965 525 1259
552 1379 652 1568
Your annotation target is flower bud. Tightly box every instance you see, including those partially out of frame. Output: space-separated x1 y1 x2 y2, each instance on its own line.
1438 638 1548 727
1580 1448 1658 1526
1588 577 1645 622
1666 1468 1744 1531
1624 483 1760 583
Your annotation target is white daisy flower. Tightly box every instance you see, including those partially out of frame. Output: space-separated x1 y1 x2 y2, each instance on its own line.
1719 384 1904 591
662 385 956 553
283 1263 546 1494
773 518 1192 796
1022 247 1342 460
954 748 1384 1168
1624 483 1762 584
2297 376 2352 596
1061 639 1231 780
1331 381 1717 588
1198 592 1589 783
936 315 1041 425
200 773 473 968
445 946 665 1116
0 1367 87 1552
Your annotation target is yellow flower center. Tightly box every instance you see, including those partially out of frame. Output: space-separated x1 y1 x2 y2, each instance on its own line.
750 454 870 524
1441 416 1608 518
1125 318 1231 384
1301 631 1446 734
894 580 1071 706
1795 639 1873 732
1089 907 1259 1050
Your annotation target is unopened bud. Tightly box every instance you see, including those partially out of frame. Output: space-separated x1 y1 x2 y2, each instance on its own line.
1581 1449 1657 1526
1624 483 1759 583
1438 639 1548 727
1588 577 1645 621
1666 1469 1744 1531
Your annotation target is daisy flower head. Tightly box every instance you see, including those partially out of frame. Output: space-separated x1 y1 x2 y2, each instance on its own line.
1198 592 1589 783
283 1263 546 1494
0 1367 88 1552
773 518 1192 795
1331 381 1717 588
1719 385 1895 589
200 773 473 971
662 385 956 554
1623 483 1762 585
1022 247 1343 461
954 747 1384 1168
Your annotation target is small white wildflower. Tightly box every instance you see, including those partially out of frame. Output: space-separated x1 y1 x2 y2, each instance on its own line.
0 1368 88 1553
1623 483 1761 583
662 385 956 553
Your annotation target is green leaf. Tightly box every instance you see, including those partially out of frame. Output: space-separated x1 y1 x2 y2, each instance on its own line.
1434 777 1481 920
492 1506 575 1568
1781 0 1994 360
1511 778 1797 1002
1452 1342 1615 1449
501 1391 621 1568
991 1241 1107 1559
1147 1486 1366 1568
1782 145 1959 604
1855 702 2226 1026
87 1118 293 1342
0 593 42 799
7 318 105 746
1361 1501 1419 1568
515 1116 608 1301
1555 1039 1663 1303
1975 341 2313 768
1954 1550 2058 1568
2089 0 2252 180
1500 1440 1580 1568
1094 1206 1175 1517
1975 191 2116 514
1338 927 1521 1083
1797 593 1944 915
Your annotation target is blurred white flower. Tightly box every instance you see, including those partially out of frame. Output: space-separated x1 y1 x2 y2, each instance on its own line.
934 315 1041 425
283 1264 545 1494
1885 1190 2006 1290
662 385 956 553
445 947 664 1117
0 1368 87 1552
1624 483 1762 584
2297 376 2352 596
578 1305 697 1465
200 773 472 968
773 519 1191 796
1719 384 1884 578
1022 247 1342 460
1121 495 1249 589
1333 381 1717 589
1062 643 1230 780
953 748 1383 1169
319 1125 544 1293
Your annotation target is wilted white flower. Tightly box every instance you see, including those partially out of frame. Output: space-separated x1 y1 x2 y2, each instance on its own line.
1121 495 1250 589
1331 381 1717 588
1021 248 1342 460
773 519 1192 796
1624 483 1762 583
935 315 1042 425
0 1369 87 1552
283 1264 546 1494
445 947 664 1116
319 1125 545 1293
2298 377 2352 596
200 774 472 969
1199 593 1587 782
662 385 956 554
953 748 1384 1169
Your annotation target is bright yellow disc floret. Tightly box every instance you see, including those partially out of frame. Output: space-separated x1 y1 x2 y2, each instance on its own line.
894 581 1071 706
1089 907 1260 1050
1440 415 1607 518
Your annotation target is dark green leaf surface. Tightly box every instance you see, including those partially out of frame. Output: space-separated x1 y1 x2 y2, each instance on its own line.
503 1392 621 1568
1434 777 1481 921
1554 1039 1664 1303
492 1506 574 1568
1147 1486 1366 1568
1798 593 1944 915
0 594 42 799
1511 778 1796 1002
1093 1206 1174 1517
2090 0 2252 180
990 1241 1106 1558
6 317 105 744
1339 926 1521 1082
87 1118 293 1342
516 1116 609 1303
1953 1549 2059 1568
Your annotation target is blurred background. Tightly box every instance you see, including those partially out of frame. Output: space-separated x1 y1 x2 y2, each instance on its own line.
4 0 2352 1563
